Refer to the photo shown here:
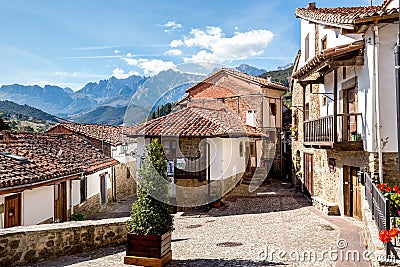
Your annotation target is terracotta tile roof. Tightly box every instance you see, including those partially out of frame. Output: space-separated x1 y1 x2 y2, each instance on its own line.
0 133 118 190
191 85 237 99
46 122 124 146
186 68 288 94
292 40 364 79
128 106 266 138
296 5 398 29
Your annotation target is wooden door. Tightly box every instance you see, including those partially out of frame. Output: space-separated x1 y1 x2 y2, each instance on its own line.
54 182 67 223
100 174 107 205
303 153 314 197
5 193 21 228
343 166 361 219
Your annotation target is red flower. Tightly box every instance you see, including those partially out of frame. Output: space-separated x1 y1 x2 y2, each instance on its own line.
370 190 373 193
394 186 399 191
378 184 387 191
386 187 393 192
379 230 392 243
389 228 400 238
397 190 400 194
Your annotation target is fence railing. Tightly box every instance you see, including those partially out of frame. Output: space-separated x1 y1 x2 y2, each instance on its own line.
364 172 391 256
303 113 363 144
173 157 206 181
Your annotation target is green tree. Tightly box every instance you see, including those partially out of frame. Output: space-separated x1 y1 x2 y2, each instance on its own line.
127 139 174 235
0 117 10 131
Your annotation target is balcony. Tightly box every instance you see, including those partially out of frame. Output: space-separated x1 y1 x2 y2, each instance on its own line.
304 113 363 150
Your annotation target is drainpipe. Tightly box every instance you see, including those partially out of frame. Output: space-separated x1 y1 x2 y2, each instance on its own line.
373 23 384 183
69 179 73 220
395 0 400 180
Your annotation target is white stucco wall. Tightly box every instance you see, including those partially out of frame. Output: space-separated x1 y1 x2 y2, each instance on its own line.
207 138 223 180
221 138 246 179
111 143 137 163
71 179 81 207
22 186 53 226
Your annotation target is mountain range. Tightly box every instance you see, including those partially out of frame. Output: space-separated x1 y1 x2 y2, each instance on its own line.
0 63 286 126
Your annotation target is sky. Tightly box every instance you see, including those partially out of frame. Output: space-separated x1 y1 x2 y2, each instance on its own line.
0 0 378 91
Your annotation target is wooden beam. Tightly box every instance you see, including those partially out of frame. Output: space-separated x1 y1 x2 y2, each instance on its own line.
329 55 364 67
333 68 338 143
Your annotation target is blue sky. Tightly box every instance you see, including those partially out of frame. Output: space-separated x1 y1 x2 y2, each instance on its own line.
0 0 377 90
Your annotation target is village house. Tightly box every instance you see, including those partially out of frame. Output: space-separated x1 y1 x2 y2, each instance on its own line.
128 68 288 207
0 132 118 228
291 1 399 218
46 122 137 201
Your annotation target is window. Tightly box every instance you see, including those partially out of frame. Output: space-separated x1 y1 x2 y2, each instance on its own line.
343 67 347 80
305 33 310 61
269 103 277 116
321 36 327 50
305 103 310 121
80 176 87 203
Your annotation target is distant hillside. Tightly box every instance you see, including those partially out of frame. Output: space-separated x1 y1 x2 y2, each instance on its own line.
259 66 293 87
0 100 59 122
71 105 148 126
0 100 59 132
235 64 266 76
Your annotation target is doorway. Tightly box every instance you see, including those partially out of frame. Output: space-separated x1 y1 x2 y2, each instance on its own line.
303 153 314 198
5 193 21 228
54 182 67 223
343 166 362 220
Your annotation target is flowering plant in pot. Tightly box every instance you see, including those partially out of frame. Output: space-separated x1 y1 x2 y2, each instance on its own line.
124 139 174 266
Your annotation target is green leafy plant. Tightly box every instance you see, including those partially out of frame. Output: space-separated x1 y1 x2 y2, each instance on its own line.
127 139 174 235
71 212 86 221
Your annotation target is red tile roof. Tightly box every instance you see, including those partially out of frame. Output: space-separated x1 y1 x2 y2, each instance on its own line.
0 133 118 190
186 68 288 94
46 122 125 146
292 40 364 79
128 106 266 138
296 5 398 29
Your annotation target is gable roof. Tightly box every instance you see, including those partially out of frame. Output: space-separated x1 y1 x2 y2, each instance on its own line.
186 68 288 94
295 5 398 29
292 40 364 79
0 133 118 192
128 106 266 138
191 84 238 99
46 122 124 146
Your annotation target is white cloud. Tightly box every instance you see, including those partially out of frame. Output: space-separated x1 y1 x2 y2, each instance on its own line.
138 59 175 76
121 56 176 76
114 49 120 54
164 49 183 56
157 21 183 33
170 39 184 48
112 68 140 79
172 27 274 63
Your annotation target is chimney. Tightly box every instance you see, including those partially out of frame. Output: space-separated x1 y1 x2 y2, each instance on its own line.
307 2 316 9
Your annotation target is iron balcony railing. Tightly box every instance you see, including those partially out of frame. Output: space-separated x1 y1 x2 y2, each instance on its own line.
304 113 363 144
173 157 206 181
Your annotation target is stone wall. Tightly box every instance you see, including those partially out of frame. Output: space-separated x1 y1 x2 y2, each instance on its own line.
0 217 128 266
115 163 137 200
368 152 399 185
73 193 102 218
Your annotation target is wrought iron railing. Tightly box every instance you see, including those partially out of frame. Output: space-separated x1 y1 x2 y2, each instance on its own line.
174 157 205 181
304 113 363 144
364 172 391 256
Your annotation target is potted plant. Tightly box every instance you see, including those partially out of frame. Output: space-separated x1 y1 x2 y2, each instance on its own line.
124 139 174 266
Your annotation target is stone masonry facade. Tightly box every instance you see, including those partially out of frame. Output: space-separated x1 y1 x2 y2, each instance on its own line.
0 217 128 266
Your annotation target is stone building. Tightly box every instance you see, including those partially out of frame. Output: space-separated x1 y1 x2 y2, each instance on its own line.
46 122 137 202
291 1 399 218
0 132 118 228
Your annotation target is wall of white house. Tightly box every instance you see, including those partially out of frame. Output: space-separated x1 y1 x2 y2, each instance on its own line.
221 138 246 179
111 143 137 163
23 185 54 226
207 137 223 180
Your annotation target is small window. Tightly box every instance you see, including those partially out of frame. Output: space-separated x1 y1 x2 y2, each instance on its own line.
80 177 87 203
305 33 310 61
305 103 310 121
343 67 347 80
269 103 277 116
321 36 327 50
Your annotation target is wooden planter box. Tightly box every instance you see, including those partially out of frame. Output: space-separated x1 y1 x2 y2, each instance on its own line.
124 232 172 267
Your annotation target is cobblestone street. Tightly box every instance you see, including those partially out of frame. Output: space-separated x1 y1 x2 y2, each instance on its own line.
30 180 371 267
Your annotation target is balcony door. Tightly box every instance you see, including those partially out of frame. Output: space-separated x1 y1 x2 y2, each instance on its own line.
343 87 357 141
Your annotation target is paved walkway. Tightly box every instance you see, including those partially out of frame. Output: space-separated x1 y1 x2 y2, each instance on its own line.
30 180 372 267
